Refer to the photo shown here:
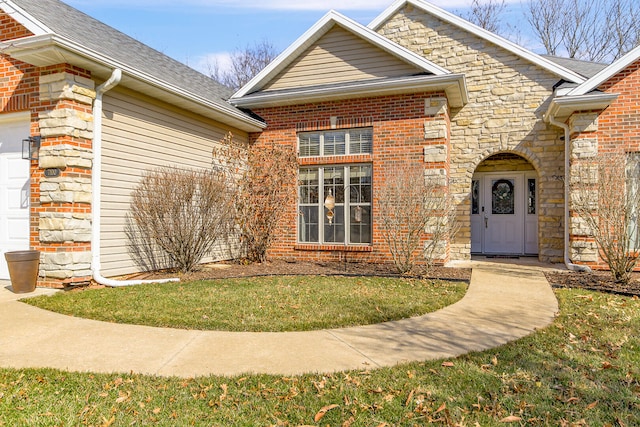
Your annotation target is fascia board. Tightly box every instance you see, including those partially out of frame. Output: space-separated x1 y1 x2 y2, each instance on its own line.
2 34 266 131
0 0 52 35
368 0 588 84
544 93 619 122
231 74 468 108
231 10 449 100
568 44 640 96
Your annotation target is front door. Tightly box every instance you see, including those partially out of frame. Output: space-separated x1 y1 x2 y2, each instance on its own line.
471 172 538 255
0 113 31 280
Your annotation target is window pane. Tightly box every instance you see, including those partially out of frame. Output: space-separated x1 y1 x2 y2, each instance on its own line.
324 167 345 204
323 131 346 156
299 206 319 243
299 168 319 204
324 206 344 243
349 165 372 203
350 206 371 243
299 133 320 157
349 128 373 154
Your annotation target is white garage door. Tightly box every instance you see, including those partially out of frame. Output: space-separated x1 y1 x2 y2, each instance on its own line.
0 112 31 280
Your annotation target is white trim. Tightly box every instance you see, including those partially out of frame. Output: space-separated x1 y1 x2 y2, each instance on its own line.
544 92 619 122
0 34 266 132
232 74 468 108
231 10 450 100
568 44 640 96
0 0 52 35
368 0 587 84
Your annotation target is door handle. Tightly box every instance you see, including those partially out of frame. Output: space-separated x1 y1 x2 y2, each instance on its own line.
484 216 488 228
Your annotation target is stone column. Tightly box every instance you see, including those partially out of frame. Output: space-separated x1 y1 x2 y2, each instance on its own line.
34 69 96 287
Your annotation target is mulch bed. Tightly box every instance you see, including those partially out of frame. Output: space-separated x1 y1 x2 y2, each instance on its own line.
126 260 640 298
544 270 640 297
126 260 472 283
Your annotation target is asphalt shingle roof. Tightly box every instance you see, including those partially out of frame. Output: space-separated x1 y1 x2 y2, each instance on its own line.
10 0 246 119
541 55 608 79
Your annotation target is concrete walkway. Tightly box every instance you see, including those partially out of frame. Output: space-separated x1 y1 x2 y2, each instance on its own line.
0 259 559 378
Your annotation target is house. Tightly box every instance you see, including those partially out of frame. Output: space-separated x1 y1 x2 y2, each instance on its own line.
0 0 265 286
230 0 633 270
1 0 638 288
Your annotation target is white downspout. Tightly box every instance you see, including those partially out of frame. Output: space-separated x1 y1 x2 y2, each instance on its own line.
91 69 179 287
547 115 591 272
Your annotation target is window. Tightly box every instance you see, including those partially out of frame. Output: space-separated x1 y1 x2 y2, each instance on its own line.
298 128 372 157
298 165 372 245
627 153 640 250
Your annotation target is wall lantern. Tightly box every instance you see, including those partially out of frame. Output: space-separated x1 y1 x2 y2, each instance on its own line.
22 136 41 161
324 189 335 225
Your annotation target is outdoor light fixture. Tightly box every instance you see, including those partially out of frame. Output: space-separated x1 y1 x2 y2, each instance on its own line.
22 136 40 161
324 189 335 225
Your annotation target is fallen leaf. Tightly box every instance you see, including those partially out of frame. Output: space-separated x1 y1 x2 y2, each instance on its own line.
586 400 599 410
500 415 522 423
435 402 446 414
152 407 161 414
442 361 455 368
100 416 115 427
314 404 339 422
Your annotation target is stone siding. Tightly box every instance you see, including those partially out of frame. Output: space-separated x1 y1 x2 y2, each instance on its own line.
377 5 567 262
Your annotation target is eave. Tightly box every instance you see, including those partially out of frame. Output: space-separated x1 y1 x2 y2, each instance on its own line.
231 74 468 109
544 92 619 122
1 34 266 132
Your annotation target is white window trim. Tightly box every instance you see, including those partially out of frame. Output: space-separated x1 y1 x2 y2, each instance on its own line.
298 128 372 157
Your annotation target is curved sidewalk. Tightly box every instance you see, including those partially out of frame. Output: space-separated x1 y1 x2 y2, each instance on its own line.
0 259 559 378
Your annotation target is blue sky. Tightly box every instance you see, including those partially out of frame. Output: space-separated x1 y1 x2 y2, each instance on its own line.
64 0 533 75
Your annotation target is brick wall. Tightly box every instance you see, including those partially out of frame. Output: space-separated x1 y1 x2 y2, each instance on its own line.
1 12 97 287
567 58 640 269
250 91 450 265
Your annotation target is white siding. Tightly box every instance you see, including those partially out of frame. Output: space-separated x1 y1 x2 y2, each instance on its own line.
263 26 421 91
100 88 247 277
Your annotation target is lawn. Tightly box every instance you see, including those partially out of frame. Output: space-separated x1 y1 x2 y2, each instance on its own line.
22 275 467 332
2 289 638 426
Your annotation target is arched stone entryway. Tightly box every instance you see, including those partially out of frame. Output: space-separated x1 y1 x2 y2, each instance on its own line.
470 153 539 255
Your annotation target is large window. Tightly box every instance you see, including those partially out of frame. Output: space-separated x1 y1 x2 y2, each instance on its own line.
298 128 372 157
627 153 640 250
298 165 372 245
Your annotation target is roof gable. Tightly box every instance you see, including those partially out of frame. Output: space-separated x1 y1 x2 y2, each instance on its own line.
262 25 425 92
232 10 450 99
369 0 587 84
569 44 640 95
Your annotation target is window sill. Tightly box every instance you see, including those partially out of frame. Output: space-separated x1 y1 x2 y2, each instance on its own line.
295 244 373 252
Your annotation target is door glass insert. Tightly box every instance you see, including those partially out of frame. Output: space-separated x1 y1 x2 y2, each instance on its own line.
528 179 536 215
471 179 479 215
492 179 514 215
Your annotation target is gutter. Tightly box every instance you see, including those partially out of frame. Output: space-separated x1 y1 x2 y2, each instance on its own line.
91 69 179 287
546 115 591 273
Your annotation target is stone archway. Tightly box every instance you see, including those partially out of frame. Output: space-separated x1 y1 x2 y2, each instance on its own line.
470 153 539 255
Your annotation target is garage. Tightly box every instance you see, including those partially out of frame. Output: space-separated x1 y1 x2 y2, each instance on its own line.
0 112 31 280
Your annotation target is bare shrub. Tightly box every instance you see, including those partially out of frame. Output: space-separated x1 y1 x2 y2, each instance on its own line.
214 132 298 263
378 166 458 274
572 152 640 284
127 167 233 273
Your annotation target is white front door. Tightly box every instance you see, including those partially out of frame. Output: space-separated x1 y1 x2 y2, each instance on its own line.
0 113 31 280
471 172 538 255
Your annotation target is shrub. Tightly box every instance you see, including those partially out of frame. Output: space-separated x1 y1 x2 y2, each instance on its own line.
572 152 640 284
378 166 458 274
127 167 233 273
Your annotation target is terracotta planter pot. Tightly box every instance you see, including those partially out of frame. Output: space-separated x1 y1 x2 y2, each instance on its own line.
4 250 40 294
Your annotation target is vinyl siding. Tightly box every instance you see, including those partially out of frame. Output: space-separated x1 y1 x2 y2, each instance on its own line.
100 88 247 277
263 26 421 91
